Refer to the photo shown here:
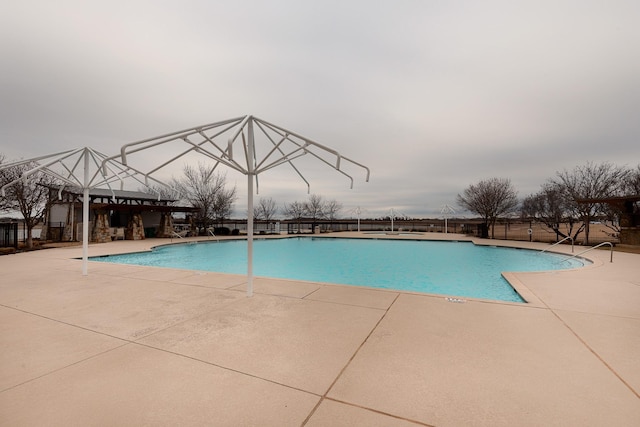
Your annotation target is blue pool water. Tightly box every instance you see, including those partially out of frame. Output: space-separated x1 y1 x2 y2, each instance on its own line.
92 237 587 303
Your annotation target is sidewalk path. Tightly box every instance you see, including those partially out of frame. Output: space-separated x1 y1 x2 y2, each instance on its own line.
1 234 639 426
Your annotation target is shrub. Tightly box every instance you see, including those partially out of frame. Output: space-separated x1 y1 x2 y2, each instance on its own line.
213 227 231 235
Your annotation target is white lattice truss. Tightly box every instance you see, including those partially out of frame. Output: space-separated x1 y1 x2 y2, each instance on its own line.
101 115 370 295
1 147 171 274
105 115 369 192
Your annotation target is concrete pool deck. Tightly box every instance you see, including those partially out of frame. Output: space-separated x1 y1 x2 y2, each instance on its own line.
1 232 639 426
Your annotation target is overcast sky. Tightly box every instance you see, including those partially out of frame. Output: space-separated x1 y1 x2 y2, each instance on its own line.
1 1 639 218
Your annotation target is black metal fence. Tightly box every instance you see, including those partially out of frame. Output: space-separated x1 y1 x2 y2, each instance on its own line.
46 222 66 242
207 218 621 244
0 222 18 248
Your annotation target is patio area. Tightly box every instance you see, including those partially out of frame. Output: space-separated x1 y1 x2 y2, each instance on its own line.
1 233 639 426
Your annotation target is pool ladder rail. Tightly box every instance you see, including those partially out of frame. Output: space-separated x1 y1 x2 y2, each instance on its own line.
170 229 219 242
207 228 219 241
541 236 574 254
556 241 614 264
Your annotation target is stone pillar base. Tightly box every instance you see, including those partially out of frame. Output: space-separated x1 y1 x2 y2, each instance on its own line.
126 213 145 240
92 211 111 243
156 213 174 238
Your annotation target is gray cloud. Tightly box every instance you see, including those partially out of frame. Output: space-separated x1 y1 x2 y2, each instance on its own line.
1 0 639 217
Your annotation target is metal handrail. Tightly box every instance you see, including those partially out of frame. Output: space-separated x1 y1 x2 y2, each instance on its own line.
170 231 184 240
561 242 613 263
207 228 218 241
541 236 574 253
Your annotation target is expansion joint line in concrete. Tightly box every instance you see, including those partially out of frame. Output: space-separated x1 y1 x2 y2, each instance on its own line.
549 309 640 400
299 293 432 427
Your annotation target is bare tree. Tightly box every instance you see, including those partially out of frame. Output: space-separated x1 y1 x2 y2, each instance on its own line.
323 199 343 233
522 182 583 241
597 164 640 237
171 163 236 234
457 177 519 238
253 197 278 221
324 199 343 221
619 165 640 235
213 187 236 225
624 164 640 195
0 159 56 248
283 201 306 233
304 194 325 232
552 162 629 244
143 183 179 205
0 154 8 212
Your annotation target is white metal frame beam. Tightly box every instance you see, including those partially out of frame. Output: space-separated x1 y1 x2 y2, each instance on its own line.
1 147 170 275
102 115 370 296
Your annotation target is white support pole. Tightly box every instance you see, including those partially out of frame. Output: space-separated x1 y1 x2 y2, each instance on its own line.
82 151 90 276
441 204 454 235
391 208 394 232
102 115 369 295
246 119 255 297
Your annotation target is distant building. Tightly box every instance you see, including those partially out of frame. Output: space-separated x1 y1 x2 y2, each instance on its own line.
45 186 198 242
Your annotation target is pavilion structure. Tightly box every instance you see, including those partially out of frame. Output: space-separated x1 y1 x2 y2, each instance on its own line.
0 147 170 274
44 185 198 243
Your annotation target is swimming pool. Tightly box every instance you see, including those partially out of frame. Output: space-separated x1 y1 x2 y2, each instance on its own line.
91 237 587 303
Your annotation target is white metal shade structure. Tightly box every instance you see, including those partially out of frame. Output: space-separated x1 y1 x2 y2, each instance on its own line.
388 208 408 233
0 147 168 275
103 115 370 296
440 204 456 234
351 206 364 232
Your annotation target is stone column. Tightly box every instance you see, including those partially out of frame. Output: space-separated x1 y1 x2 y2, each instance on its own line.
126 212 145 240
62 202 75 241
92 210 111 243
155 213 174 238
189 215 198 237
